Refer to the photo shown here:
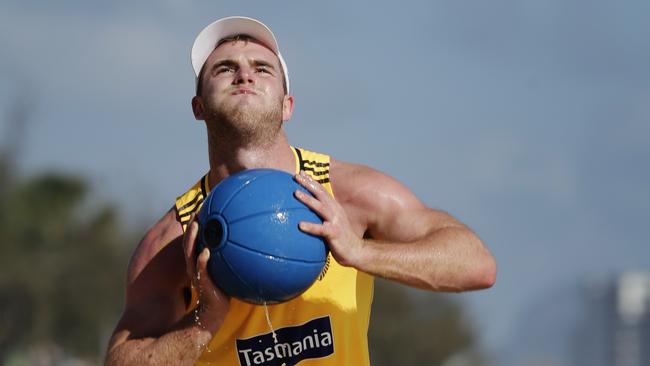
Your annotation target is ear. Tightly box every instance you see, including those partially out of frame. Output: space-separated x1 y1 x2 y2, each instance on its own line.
191 96 205 121
282 95 294 122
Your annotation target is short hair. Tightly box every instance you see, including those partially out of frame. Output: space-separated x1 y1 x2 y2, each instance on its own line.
195 34 288 97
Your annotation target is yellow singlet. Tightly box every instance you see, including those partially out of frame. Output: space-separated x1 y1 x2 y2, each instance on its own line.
175 147 374 366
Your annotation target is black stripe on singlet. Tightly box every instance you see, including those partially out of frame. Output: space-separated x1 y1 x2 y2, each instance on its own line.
294 148 330 184
301 166 329 176
179 197 203 220
294 147 306 172
200 174 208 198
303 160 330 168
179 175 209 221
177 193 202 214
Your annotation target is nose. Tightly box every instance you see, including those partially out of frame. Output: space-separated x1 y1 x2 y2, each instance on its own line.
234 66 254 86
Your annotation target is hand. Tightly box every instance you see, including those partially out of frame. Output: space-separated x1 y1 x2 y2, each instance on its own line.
183 214 230 333
294 171 365 268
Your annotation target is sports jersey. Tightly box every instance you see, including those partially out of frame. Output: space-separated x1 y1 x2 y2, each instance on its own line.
174 147 374 366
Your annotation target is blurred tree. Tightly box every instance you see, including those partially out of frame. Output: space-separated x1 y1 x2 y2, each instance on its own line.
0 171 131 363
0 98 133 364
369 279 485 366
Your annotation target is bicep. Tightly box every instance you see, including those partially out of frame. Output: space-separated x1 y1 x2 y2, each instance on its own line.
340 166 460 243
108 210 189 349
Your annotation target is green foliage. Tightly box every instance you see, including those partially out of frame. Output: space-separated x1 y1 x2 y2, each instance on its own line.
369 279 484 366
0 169 132 362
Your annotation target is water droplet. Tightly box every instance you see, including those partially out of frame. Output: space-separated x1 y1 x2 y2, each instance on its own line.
274 211 288 224
193 306 206 351
193 288 209 352
263 302 278 344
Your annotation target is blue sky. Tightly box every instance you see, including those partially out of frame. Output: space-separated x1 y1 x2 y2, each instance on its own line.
2 0 649 361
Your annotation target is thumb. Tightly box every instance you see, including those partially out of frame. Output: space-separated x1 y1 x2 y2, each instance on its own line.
196 247 211 283
196 248 230 303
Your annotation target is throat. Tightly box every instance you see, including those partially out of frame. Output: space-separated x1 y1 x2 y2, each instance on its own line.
206 135 296 190
206 118 281 150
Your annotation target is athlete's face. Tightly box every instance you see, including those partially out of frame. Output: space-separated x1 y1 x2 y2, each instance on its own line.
193 39 293 124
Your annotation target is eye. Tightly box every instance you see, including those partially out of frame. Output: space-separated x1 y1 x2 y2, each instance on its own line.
216 66 235 74
256 66 271 74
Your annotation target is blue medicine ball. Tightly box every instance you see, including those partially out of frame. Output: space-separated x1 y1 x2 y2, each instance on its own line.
197 169 328 304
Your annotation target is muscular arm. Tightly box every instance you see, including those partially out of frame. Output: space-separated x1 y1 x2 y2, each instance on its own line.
105 208 227 365
295 160 496 292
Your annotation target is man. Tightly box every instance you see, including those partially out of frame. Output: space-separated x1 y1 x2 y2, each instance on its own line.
105 16 496 366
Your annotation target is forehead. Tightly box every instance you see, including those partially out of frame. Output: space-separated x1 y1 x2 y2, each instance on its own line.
206 38 281 67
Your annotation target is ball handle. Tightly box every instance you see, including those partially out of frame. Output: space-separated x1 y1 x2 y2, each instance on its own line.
199 215 228 253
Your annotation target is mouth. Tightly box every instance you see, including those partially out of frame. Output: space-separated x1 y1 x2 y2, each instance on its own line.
231 88 258 96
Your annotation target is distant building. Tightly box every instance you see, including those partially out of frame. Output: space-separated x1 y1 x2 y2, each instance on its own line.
574 272 650 366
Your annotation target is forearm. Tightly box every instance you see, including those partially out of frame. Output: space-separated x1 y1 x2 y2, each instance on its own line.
354 225 496 292
106 310 219 366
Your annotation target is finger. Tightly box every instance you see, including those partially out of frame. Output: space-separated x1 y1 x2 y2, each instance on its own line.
196 248 227 300
299 221 330 238
183 215 199 278
196 247 210 281
296 171 331 202
183 214 197 258
294 189 332 220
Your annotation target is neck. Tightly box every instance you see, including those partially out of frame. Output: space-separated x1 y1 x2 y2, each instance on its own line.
206 130 296 190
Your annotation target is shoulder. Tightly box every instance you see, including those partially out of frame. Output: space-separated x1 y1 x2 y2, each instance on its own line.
329 159 427 227
330 159 425 207
127 207 185 287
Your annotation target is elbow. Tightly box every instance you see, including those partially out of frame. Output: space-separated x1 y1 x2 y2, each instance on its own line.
481 265 497 289
104 348 121 366
424 257 496 293
474 253 497 290
467 234 497 290
456 227 496 291
453 235 497 291
105 340 132 366
447 248 496 292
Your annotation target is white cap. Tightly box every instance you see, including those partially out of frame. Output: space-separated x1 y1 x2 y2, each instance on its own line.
191 16 290 93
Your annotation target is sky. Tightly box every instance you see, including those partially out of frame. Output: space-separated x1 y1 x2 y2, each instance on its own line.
1 0 649 362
